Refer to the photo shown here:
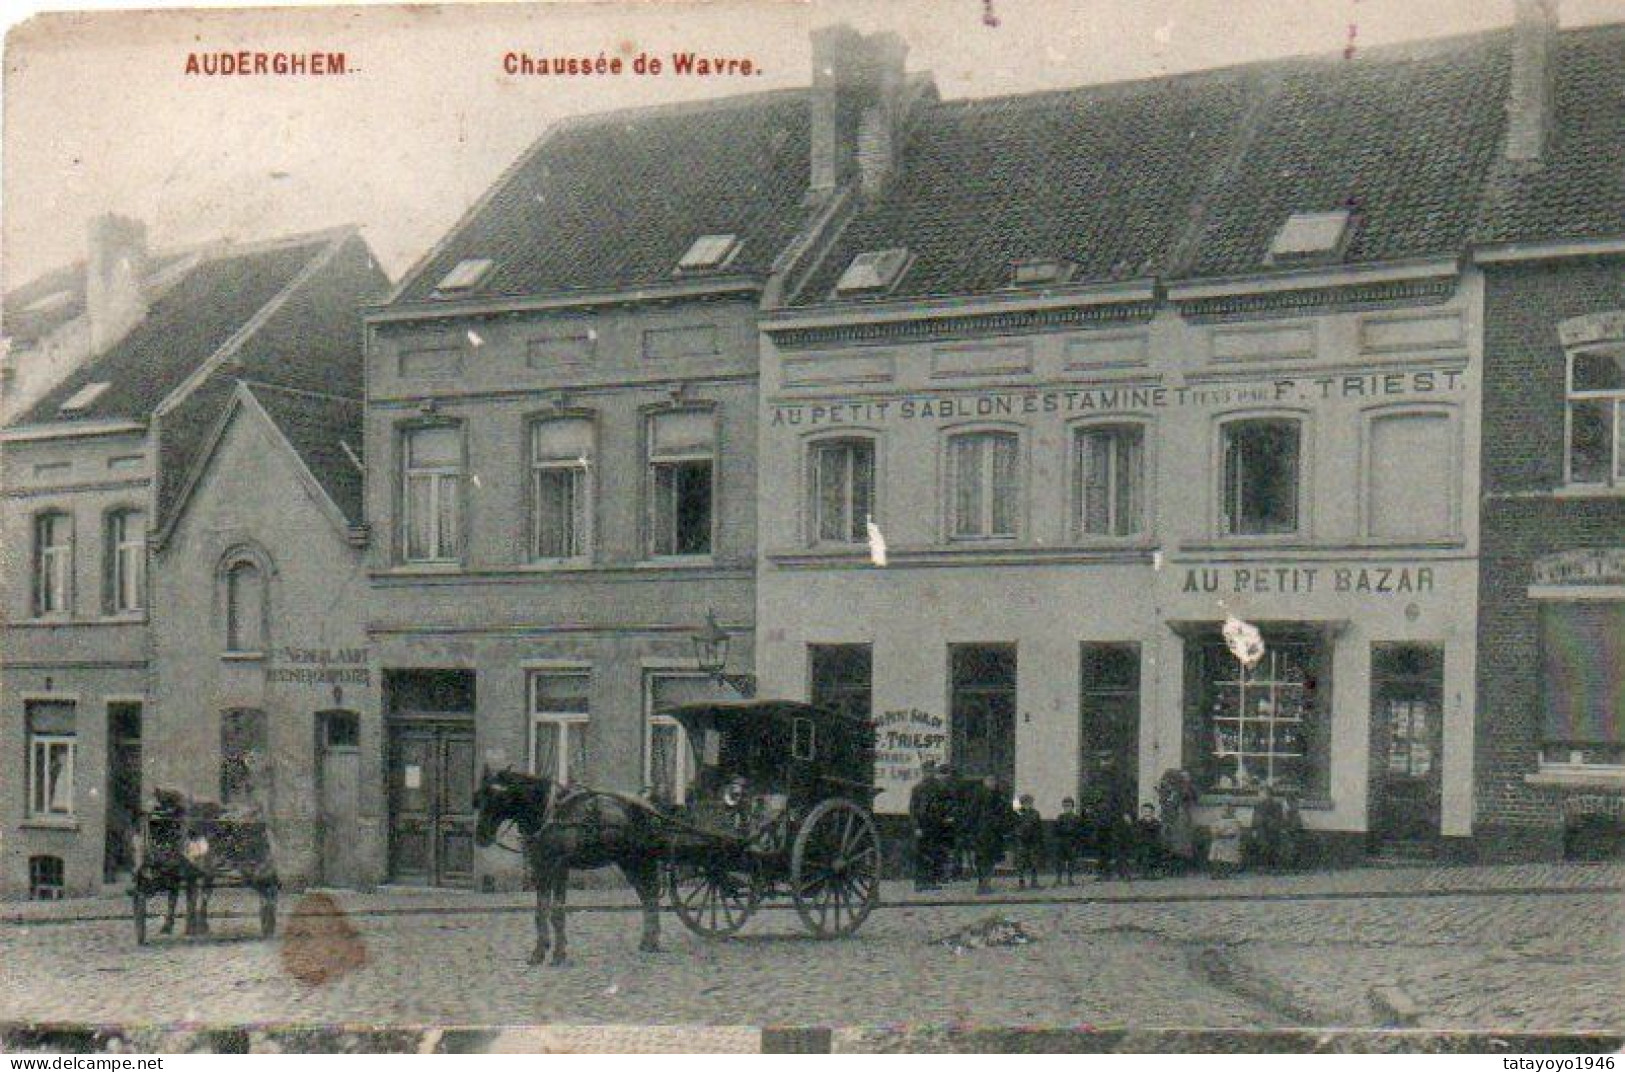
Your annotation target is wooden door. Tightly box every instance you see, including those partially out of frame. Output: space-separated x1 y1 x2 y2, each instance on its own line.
1080 644 1141 820
317 710 362 888
387 719 475 886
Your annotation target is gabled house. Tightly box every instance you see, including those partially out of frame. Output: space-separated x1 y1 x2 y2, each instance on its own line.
0 224 386 897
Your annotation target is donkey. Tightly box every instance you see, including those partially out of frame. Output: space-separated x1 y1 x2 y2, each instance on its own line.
472 767 667 966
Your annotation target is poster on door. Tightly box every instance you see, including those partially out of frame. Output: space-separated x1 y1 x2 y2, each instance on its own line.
874 708 948 805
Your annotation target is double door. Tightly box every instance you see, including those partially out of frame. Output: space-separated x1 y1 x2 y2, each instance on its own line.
387 719 476 886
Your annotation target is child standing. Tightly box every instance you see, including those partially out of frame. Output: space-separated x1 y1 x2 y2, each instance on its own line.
1051 797 1086 887
1013 794 1045 890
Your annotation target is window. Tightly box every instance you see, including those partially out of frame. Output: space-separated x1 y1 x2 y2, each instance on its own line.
29 855 65 900
1186 628 1330 796
402 425 463 562
645 673 734 805
33 511 72 616
676 234 740 272
810 438 876 544
221 708 268 807
1221 418 1301 535
809 644 873 722
1367 411 1454 538
950 644 1017 788
1010 258 1077 287
26 701 76 819
434 257 494 293
1539 602 1625 766
224 560 266 653
531 672 590 784
1268 210 1353 264
947 431 1020 539
58 381 110 414
1075 425 1145 537
105 509 146 613
834 248 911 298
1567 348 1625 486
648 409 715 557
530 418 593 560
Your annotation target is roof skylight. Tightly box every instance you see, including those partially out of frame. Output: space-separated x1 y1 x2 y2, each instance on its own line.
1010 258 1078 287
677 234 741 272
435 257 495 293
59 381 110 413
833 248 911 297
1268 210 1354 264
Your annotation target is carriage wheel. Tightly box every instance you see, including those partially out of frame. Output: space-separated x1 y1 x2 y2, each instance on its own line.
670 860 762 938
259 887 278 939
790 798 880 939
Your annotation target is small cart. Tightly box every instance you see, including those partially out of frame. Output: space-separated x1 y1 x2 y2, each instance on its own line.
658 699 881 940
130 795 279 945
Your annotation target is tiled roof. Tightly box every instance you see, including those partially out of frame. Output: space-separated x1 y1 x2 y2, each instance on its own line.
15 234 338 425
245 382 365 527
794 70 1257 303
151 234 386 528
389 89 815 304
2 252 194 347
792 23 1624 306
1474 24 1625 246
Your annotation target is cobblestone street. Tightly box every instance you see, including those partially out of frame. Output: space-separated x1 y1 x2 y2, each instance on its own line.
2 864 1621 1033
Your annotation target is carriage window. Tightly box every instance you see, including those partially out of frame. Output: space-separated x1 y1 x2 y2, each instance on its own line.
26 700 76 819
531 672 590 785
221 708 269 807
793 718 817 762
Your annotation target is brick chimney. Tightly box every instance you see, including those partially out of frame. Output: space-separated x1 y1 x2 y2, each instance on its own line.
1505 0 1559 165
809 25 910 199
85 213 151 353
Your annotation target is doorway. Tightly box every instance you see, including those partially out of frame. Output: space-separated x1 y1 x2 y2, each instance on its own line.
316 710 362 887
387 719 476 886
104 702 142 882
949 644 1017 791
1079 644 1141 821
1369 644 1444 853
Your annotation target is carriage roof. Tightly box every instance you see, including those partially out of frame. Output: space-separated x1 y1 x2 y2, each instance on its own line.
659 699 876 796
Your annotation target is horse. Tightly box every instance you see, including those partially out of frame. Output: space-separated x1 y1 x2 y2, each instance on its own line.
132 789 210 940
472 767 668 966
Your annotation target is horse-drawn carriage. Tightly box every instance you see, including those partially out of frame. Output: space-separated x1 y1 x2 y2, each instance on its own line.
661 699 882 940
473 698 881 964
130 789 279 944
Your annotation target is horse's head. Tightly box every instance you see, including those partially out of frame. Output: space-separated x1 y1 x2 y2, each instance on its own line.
473 766 549 847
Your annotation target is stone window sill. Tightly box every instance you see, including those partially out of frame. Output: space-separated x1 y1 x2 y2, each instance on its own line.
21 817 79 832
1525 766 1625 790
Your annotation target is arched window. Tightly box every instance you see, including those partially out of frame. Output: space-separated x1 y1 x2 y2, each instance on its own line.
808 436 876 544
945 430 1020 539
1219 417 1302 535
33 510 73 616
224 559 266 654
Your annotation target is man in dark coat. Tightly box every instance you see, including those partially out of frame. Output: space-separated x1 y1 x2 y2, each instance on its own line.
972 775 1012 895
1013 794 1045 889
908 760 950 890
1051 797 1086 886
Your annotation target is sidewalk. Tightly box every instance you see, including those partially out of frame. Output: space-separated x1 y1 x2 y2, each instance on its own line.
6 859 1622 926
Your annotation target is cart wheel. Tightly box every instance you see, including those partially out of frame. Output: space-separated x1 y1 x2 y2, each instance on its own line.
132 890 148 946
259 887 278 939
670 860 762 938
790 798 881 939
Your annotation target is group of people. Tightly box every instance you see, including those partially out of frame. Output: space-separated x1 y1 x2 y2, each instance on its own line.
908 761 1303 891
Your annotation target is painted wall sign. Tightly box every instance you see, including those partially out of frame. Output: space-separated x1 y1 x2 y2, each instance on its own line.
769 368 1465 427
1531 548 1625 587
1181 564 1437 596
874 707 948 797
266 645 373 686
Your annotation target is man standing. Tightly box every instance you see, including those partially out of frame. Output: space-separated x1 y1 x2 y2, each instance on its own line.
909 760 949 891
972 774 1012 895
